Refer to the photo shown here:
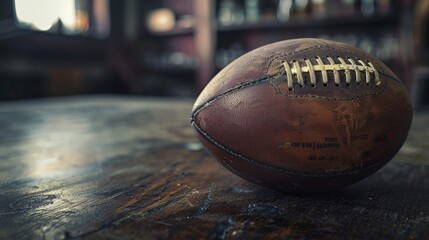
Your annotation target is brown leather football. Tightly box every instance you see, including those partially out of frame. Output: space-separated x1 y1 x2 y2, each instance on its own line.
191 38 412 192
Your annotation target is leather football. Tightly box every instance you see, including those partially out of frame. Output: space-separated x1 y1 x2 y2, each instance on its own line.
191 38 413 192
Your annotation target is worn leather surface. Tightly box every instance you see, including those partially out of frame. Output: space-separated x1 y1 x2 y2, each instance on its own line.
191 38 413 192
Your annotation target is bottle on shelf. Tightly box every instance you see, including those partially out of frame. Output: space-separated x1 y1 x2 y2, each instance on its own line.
277 0 293 22
218 0 245 26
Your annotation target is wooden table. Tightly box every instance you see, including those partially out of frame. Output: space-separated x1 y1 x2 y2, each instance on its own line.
0 95 428 240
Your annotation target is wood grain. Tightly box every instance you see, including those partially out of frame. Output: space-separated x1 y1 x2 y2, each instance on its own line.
0 95 428 240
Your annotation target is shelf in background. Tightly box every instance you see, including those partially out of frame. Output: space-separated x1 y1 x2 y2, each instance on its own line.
143 64 195 74
217 14 396 32
141 27 194 38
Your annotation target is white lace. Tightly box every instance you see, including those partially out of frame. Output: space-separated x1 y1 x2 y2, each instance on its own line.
281 56 381 90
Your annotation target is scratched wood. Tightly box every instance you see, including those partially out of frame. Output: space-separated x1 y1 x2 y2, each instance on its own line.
0 95 428 240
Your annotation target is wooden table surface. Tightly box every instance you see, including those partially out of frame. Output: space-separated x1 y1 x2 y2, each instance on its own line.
0 95 428 240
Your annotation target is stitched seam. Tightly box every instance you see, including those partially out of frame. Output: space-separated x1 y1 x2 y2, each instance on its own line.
191 74 274 118
192 44 400 117
321 45 401 83
270 72 389 101
192 121 388 178
280 56 381 90
265 45 326 75
266 44 401 83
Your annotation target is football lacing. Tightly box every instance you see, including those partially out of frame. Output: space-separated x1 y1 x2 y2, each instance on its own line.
281 56 381 91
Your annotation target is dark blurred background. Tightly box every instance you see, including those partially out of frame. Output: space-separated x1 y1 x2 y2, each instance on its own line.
0 0 428 110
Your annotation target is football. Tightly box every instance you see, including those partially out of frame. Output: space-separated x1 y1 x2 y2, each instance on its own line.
191 38 412 192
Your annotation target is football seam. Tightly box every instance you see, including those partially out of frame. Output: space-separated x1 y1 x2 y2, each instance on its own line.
276 56 381 89
191 74 272 117
192 120 390 178
192 45 400 117
192 70 392 118
266 44 399 83
270 73 388 99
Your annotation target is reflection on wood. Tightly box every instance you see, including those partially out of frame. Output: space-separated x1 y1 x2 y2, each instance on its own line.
0 96 428 239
